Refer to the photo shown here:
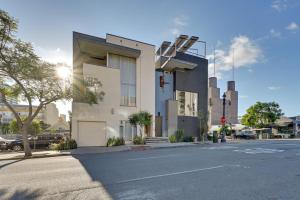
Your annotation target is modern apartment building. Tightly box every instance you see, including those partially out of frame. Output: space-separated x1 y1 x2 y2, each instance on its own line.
155 35 208 138
72 32 155 147
0 103 59 125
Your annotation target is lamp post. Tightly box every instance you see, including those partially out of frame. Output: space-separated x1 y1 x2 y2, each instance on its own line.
221 93 226 142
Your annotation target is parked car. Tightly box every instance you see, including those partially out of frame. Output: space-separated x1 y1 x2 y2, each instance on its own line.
28 134 64 149
0 134 64 151
0 136 23 151
236 130 256 139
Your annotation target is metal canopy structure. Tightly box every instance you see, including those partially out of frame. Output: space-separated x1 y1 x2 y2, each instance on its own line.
164 35 188 56
155 34 206 71
156 41 171 56
155 56 197 72
178 36 199 53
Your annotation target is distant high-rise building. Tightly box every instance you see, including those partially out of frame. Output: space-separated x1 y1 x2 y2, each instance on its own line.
208 77 238 127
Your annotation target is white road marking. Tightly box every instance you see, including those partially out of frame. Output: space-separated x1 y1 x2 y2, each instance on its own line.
117 165 224 183
202 146 238 150
234 148 284 154
127 154 183 161
273 143 299 146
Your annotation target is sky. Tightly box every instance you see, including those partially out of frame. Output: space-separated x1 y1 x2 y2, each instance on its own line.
1 0 300 118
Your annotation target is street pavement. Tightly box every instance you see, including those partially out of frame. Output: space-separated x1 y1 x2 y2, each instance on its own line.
1 140 300 200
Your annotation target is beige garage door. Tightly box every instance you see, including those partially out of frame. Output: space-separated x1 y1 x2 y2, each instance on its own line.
78 121 106 147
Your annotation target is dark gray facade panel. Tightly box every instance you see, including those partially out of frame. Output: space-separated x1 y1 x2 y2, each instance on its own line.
174 52 208 138
178 116 200 137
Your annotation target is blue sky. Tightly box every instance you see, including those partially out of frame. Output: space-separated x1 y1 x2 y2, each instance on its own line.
1 0 300 117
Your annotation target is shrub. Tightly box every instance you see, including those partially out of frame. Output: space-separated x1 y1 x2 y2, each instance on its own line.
218 125 232 136
50 139 77 150
169 135 177 143
212 133 219 143
175 129 184 142
133 136 145 145
183 136 194 142
107 137 125 147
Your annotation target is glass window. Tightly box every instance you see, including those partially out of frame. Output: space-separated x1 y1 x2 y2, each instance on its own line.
109 54 136 106
176 90 198 117
108 54 120 69
108 54 136 106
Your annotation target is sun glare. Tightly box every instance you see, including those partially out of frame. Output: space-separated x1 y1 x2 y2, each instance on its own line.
57 66 71 79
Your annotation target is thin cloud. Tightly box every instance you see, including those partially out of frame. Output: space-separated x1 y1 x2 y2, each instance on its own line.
173 16 188 26
34 45 72 66
286 22 299 31
239 95 248 99
208 36 263 77
271 0 288 12
268 86 282 90
270 29 281 38
170 15 188 36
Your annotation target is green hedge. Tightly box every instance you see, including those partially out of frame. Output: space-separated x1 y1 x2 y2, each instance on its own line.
107 137 125 147
50 139 77 150
133 136 145 145
169 135 177 143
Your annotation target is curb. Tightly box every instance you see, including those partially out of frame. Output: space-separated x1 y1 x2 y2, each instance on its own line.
0 143 212 161
0 153 70 161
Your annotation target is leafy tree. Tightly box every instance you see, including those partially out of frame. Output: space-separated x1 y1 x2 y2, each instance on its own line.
241 101 283 128
0 123 10 134
198 110 209 142
9 118 42 135
9 119 18 134
128 111 152 137
39 121 51 131
0 10 101 157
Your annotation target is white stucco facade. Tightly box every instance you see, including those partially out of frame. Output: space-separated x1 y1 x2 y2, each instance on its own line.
72 33 155 146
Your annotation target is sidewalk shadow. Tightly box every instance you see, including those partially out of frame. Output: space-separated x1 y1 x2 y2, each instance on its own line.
0 188 42 200
0 159 24 169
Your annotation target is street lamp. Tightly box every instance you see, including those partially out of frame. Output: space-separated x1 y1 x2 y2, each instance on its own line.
221 92 226 142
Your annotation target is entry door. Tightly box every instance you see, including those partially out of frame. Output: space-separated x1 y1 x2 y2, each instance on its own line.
78 121 106 146
155 116 162 137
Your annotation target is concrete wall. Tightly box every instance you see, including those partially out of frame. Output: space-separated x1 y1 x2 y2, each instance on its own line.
72 64 139 143
167 100 178 136
155 71 174 136
174 52 208 137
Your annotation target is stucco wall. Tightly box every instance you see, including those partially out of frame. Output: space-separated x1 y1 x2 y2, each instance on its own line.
106 34 156 136
155 71 174 136
72 64 140 143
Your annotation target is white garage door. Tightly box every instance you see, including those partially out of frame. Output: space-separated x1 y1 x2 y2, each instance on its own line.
78 121 106 147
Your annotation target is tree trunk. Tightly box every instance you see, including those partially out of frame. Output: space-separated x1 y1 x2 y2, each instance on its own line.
21 125 32 157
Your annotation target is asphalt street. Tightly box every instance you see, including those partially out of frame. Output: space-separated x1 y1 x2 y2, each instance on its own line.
1 140 300 200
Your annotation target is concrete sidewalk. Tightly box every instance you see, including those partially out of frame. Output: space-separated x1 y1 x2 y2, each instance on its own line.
0 142 202 161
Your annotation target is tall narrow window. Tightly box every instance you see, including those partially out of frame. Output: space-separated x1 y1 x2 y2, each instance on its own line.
108 54 136 106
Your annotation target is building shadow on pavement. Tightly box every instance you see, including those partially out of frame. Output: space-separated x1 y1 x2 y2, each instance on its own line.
0 159 24 169
0 188 43 200
71 153 123 200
